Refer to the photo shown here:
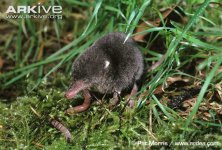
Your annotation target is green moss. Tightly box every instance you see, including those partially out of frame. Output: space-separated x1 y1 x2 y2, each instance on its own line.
1 0 222 149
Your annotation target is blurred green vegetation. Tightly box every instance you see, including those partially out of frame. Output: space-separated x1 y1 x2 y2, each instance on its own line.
0 0 222 149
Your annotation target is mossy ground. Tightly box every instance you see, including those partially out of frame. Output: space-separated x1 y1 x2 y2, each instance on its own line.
0 0 222 149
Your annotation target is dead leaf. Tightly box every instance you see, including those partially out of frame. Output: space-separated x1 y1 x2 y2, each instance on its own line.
63 32 74 43
215 84 222 101
37 0 46 4
0 57 4 69
133 21 156 42
147 55 165 72
37 42 44 61
166 76 190 85
32 142 44 148
182 98 197 108
153 85 165 95
70 13 86 20
153 76 190 95
199 104 208 111
209 102 222 114
133 5 186 42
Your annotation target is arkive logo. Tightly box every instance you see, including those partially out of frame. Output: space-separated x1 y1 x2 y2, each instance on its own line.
5 4 62 14
4 3 63 19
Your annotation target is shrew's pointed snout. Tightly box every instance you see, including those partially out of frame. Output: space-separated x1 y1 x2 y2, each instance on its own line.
64 80 87 99
65 89 77 99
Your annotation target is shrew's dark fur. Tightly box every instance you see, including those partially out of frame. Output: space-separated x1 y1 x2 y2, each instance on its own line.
71 32 144 94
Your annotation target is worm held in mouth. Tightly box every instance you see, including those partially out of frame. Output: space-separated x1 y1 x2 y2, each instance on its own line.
65 32 144 113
